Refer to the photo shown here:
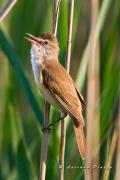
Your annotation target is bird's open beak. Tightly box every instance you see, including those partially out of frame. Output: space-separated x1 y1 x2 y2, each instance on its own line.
24 33 43 44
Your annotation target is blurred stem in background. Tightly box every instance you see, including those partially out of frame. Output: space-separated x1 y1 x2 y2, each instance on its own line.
115 96 120 180
0 0 17 22
86 0 100 180
103 127 118 180
76 0 112 89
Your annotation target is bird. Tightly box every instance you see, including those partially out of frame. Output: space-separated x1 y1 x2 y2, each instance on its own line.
25 32 86 159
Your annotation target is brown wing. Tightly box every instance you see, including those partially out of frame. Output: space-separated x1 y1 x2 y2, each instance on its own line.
42 60 84 127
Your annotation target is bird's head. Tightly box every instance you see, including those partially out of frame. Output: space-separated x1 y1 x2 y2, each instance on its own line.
25 32 59 64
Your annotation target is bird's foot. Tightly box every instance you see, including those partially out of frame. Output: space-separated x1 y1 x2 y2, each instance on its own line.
42 125 51 133
42 113 67 133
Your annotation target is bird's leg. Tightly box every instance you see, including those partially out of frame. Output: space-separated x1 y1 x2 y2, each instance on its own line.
42 113 67 132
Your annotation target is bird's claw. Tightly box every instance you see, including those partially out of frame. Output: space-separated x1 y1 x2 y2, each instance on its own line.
42 125 51 133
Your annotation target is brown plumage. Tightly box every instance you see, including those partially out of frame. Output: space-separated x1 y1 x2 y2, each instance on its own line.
42 60 86 159
26 32 86 159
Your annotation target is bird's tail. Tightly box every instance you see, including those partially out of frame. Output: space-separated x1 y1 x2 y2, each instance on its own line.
73 125 86 159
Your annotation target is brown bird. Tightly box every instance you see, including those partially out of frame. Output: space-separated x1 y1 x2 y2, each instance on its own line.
25 32 86 159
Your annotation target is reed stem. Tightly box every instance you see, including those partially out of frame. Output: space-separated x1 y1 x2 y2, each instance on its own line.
40 1 61 179
59 1 74 179
86 0 100 179
0 0 17 22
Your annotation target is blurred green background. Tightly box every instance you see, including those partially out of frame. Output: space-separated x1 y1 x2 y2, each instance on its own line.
0 0 120 180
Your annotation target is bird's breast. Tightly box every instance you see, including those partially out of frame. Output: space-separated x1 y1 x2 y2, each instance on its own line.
31 62 63 112
30 51 64 112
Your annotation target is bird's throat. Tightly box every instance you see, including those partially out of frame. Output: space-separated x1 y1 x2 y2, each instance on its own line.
31 56 40 85
30 44 45 85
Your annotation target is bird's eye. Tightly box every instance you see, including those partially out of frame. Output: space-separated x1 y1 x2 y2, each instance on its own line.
44 41 48 45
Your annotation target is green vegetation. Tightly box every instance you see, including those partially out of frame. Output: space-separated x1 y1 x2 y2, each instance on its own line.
0 0 120 179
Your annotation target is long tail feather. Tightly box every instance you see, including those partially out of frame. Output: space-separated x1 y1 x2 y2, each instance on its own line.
74 125 86 159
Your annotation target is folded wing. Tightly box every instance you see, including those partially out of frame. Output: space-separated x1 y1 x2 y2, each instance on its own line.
42 60 84 127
